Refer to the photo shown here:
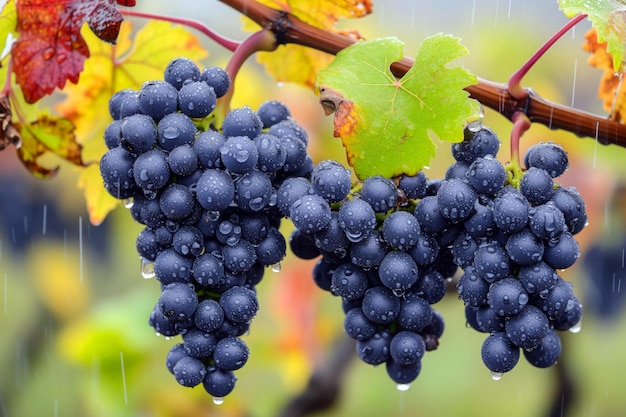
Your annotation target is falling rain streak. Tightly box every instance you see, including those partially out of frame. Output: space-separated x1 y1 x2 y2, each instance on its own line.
79 216 84 284
571 58 578 107
42 204 47 235
120 352 128 404
3 272 7 315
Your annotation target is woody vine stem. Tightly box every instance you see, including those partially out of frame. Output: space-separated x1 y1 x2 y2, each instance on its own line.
208 0 626 148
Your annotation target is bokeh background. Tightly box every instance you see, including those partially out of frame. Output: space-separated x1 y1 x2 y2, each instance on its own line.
1 1 626 416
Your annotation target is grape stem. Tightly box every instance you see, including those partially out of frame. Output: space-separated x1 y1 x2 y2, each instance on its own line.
508 13 588 101
217 0 626 148
510 111 531 168
213 29 278 127
120 9 240 52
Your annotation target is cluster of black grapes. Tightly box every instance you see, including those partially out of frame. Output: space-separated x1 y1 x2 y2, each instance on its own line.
448 128 585 377
99 57 314 401
283 165 450 387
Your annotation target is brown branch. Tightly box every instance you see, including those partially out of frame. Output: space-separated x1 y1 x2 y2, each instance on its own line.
219 0 626 148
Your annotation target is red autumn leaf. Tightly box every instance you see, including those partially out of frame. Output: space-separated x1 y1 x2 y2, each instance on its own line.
12 0 128 104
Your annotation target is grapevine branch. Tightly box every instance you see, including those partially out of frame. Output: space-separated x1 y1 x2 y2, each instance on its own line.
218 0 626 148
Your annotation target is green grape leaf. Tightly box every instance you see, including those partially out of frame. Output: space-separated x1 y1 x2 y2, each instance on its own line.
559 0 626 71
315 35 479 180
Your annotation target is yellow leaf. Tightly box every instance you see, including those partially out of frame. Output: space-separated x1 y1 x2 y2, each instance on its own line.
56 20 209 223
243 0 372 87
16 112 83 178
257 45 334 88
78 163 121 226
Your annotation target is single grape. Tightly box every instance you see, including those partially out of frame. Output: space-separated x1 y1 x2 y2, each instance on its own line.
338 197 377 242
138 80 178 121
390 331 426 366
361 286 401 324
213 337 249 371
397 293 433 332
290 194 332 234
120 113 157 153
160 183 196 220
220 286 259 324
467 155 506 195
520 167 554 206
344 308 377 341
203 366 237 398
330 263 369 300
195 169 235 211
524 142 568 178
398 171 428 199
311 159 352 204
505 228 544 266
173 355 207 387
200 66 231 98
254 133 287 173
492 186 529 233
488 277 528 317
157 112 197 151
257 100 291 128
100 146 137 199
381 210 420 250
456 266 489 307
222 106 263 139
194 130 226 169
194 299 225 332
361 175 398 213
505 305 550 349
356 330 392 365
178 81 217 118
378 250 419 294
164 57 201 90
133 149 170 195
159 282 198 321
480 332 520 373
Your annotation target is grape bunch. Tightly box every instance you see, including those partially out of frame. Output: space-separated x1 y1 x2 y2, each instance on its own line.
448 128 585 378
99 57 314 401
283 163 452 387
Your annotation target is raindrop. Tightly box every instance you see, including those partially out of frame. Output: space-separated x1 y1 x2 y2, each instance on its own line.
491 371 503 381
3 272 7 315
141 258 155 279
271 262 281 272
213 396 225 405
42 204 47 235
397 383 411 391
120 351 128 404
163 126 181 140
79 216 84 284
569 318 582 333
42 47 55 60
123 197 134 209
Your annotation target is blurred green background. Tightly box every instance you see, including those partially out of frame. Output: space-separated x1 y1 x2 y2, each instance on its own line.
1 1 626 416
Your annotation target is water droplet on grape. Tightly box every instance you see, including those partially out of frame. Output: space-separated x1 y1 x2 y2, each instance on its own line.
397 383 411 391
122 197 134 208
569 318 582 333
141 258 155 279
213 396 225 405
271 262 282 272
491 371 503 381
163 127 180 139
